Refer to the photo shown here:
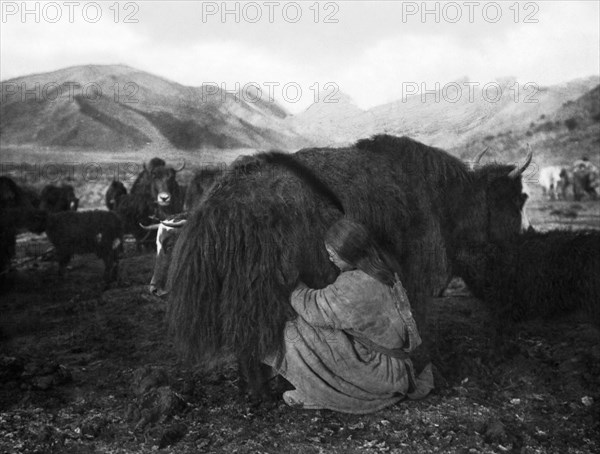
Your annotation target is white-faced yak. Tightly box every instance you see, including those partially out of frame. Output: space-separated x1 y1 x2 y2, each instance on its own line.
130 158 185 217
166 135 533 401
455 229 600 334
118 159 185 251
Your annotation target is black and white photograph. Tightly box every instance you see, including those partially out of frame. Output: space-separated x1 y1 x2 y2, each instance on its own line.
1 1 599 452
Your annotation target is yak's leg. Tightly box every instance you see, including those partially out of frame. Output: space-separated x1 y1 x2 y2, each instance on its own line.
111 253 120 282
237 358 273 406
57 253 71 278
102 253 116 286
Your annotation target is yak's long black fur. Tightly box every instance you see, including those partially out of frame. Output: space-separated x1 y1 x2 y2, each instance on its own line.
455 229 600 329
260 151 346 214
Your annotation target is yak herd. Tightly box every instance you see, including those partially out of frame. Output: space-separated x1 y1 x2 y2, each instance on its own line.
1 135 598 400
539 158 600 201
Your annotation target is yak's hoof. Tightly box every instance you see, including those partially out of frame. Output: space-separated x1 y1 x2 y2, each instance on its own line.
245 389 276 409
430 363 448 391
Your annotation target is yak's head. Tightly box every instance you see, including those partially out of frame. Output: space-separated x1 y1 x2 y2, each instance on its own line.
40 184 79 212
106 180 127 211
148 162 185 210
462 148 533 245
141 213 188 296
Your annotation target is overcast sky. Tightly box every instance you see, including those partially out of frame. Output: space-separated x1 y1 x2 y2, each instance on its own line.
1 1 599 112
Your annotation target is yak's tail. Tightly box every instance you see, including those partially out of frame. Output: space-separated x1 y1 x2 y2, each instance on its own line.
260 151 345 214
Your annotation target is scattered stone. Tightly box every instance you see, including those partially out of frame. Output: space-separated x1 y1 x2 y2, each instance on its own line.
132 386 186 430
0 356 24 383
483 418 507 444
581 396 594 407
158 422 187 449
131 366 170 396
80 415 108 438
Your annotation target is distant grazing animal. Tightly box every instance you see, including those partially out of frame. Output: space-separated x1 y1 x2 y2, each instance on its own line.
167 135 533 401
141 214 188 296
184 166 225 210
105 180 128 211
40 184 79 212
455 229 600 336
29 210 123 285
570 158 599 201
538 166 567 200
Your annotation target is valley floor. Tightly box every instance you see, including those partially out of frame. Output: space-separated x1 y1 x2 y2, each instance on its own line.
1 199 599 454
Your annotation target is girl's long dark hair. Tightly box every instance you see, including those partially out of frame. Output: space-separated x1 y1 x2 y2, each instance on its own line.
325 218 401 287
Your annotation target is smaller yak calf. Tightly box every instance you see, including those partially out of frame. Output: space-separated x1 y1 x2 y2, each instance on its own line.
30 210 123 285
455 229 600 335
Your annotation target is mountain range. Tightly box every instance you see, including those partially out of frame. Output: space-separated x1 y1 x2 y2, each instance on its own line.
1 65 598 163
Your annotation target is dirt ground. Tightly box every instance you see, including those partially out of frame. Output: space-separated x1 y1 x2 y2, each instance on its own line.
1 195 599 454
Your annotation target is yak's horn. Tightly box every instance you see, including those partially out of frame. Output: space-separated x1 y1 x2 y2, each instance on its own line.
508 145 533 179
139 222 160 230
474 147 488 165
161 219 187 228
468 147 488 170
173 161 186 172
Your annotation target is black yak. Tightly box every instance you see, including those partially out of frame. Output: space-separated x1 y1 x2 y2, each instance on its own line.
116 158 184 251
39 184 79 212
130 158 185 217
130 157 166 194
0 177 37 289
105 180 128 211
454 229 600 332
115 193 157 251
28 210 123 285
167 135 533 399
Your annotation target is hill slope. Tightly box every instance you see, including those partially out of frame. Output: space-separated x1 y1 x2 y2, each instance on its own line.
0 65 308 151
450 84 600 169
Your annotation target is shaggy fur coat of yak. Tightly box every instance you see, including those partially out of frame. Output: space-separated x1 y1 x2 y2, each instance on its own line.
167 135 531 390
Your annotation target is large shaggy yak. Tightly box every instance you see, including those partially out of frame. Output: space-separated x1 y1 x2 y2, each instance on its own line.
167 135 532 398
184 166 225 210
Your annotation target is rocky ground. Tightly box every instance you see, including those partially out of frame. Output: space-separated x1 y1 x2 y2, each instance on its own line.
1 198 599 454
